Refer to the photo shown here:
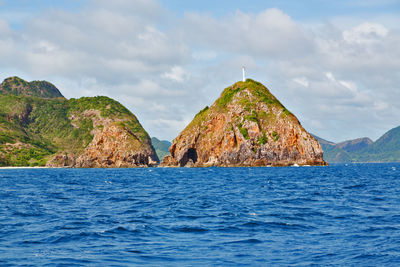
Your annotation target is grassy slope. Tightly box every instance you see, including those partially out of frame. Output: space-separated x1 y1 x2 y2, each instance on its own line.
0 95 150 166
180 79 299 145
0 76 64 98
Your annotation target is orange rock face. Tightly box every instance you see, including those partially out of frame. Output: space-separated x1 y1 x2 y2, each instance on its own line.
46 109 158 168
161 79 326 167
75 124 158 168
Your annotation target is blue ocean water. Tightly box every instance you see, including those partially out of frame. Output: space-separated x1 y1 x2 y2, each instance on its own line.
0 164 399 266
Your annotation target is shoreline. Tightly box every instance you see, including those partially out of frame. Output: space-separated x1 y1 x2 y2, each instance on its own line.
0 162 399 170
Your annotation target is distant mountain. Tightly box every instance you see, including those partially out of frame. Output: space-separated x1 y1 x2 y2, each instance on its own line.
151 137 171 161
315 127 400 163
353 126 400 162
313 135 352 163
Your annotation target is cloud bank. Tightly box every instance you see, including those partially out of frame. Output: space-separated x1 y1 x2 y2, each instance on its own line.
0 0 399 142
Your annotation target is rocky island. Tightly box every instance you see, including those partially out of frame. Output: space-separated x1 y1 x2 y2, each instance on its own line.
0 76 158 167
161 79 326 167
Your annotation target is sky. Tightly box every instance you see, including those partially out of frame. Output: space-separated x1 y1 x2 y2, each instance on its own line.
0 0 399 142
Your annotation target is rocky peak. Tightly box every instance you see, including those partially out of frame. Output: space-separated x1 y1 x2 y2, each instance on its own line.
0 76 64 99
161 79 326 167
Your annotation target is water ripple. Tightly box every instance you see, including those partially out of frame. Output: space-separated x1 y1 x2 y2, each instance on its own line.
0 164 399 265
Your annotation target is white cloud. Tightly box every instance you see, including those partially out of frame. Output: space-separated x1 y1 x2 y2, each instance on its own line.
326 72 335 82
145 118 191 141
182 8 314 59
192 50 218 61
338 80 357 93
163 66 187 83
293 77 309 87
325 72 357 94
0 2 399 142
373 100 388 111
343 22 388 44
0 18 10 34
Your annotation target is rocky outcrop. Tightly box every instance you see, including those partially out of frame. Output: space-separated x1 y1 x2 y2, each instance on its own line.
74 110 158 167
45 152 77 168
46 109 159 168
161 79 326 167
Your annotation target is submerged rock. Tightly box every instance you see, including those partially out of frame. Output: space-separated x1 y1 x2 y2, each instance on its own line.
161 79 326 167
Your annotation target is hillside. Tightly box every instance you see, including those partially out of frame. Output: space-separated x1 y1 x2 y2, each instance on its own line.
314 135 362 163
151 137 171 161
353 126 400 162
161 79 326 167
0 77 158 167
0 76 64 98
336 137 373 153
315 128 400 163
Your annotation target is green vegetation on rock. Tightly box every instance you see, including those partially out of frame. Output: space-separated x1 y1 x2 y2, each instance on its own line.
238 122 249 140
182 105 211 134
216 79 285 110
258 132 268 145
181 79 296 144
0 77 154 167
0 76 64 98
246 110 259 123
272 131 279 142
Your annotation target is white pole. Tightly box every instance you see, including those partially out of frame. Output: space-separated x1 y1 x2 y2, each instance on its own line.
242 66 246 82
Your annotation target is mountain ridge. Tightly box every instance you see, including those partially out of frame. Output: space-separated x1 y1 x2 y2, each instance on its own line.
315 127 400 163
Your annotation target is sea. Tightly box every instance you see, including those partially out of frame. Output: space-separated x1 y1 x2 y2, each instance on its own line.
0 163 399 266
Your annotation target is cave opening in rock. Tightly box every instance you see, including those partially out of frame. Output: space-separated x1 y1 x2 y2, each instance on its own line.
179 148 198 166
187 148 198 163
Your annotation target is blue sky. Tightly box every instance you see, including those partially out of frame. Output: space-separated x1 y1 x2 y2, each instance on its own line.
3 0 399 28
0 0 399 142
161 0 400 19
0 0 82 27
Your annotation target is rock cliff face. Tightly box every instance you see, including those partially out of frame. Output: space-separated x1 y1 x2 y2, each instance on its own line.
0 76 158 167
46 109 159 168
161 79 326 167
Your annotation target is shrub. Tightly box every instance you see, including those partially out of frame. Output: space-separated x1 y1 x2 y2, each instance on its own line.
272 131 279 142
258 132 268 145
